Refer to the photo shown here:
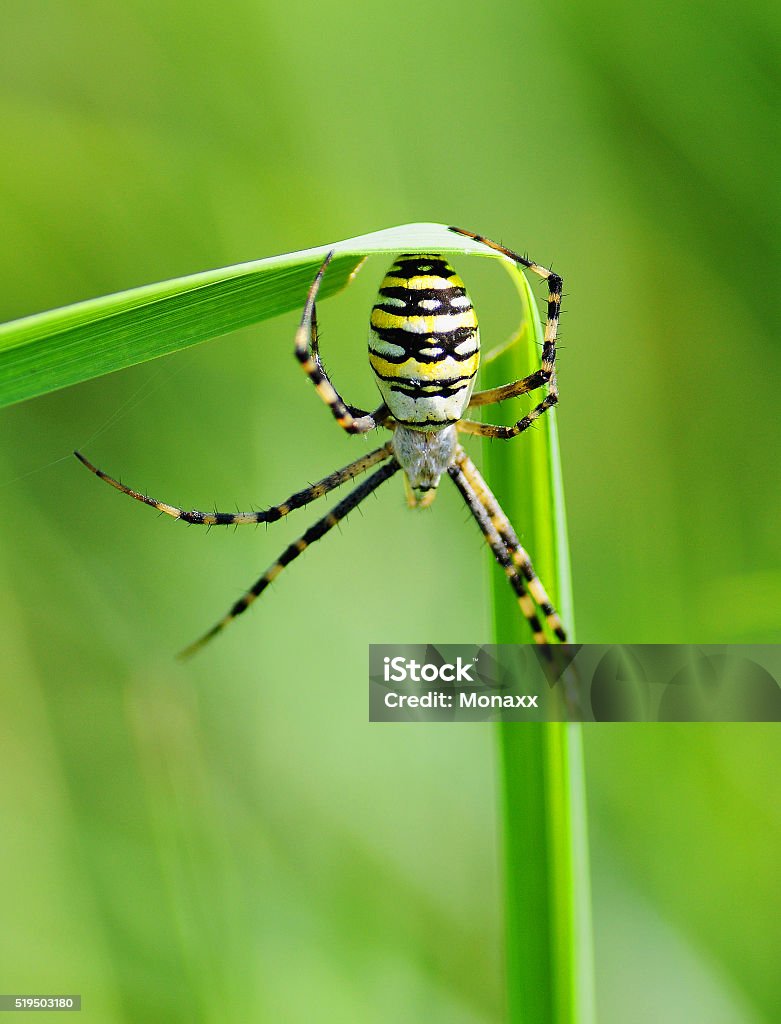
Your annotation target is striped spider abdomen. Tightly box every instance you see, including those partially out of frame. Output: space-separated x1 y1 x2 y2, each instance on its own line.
369 254 480 430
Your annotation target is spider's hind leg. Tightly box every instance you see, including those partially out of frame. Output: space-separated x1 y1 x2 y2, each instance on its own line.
295 253 386 435
449 226 563 441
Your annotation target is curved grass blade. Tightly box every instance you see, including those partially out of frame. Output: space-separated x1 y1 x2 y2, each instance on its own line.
482 259 594 1024
0 223 508 410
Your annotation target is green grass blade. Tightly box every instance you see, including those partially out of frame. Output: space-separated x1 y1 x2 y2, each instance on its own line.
0 222 507 410
482 262 594 1024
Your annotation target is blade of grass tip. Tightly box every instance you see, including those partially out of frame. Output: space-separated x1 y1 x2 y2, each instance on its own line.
481 258 593 1024
0 222 508 411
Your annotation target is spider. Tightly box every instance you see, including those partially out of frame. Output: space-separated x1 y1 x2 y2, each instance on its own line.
75 227 566 657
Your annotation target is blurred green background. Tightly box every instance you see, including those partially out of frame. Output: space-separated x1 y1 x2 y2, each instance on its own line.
1 2 778 1021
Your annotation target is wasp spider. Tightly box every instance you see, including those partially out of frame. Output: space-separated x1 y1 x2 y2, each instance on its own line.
76 227 566 656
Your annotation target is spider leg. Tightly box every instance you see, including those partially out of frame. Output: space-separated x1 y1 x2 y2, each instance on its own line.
448 451 549 645
448 226 562 439
295 253 386 434
456 449 566 641
456 393 558 439
467 369 550 408
179 458 401 657
74 443 394 525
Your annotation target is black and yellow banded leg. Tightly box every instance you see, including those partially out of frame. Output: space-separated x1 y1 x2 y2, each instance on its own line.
467 368 551 409
447 459 548 646
179 458 402 658
309 304 391 428
449 226 562 439
448 226 563 375
296 253 385 435
457 449 566 641
74 443 395 525
456 392 559 439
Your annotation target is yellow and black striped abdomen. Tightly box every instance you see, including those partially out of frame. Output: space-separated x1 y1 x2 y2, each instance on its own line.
369 254 480 430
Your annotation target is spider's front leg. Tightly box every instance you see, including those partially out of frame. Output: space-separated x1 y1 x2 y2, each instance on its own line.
73 443 394 525
180 457 402 658
295 252 387 435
